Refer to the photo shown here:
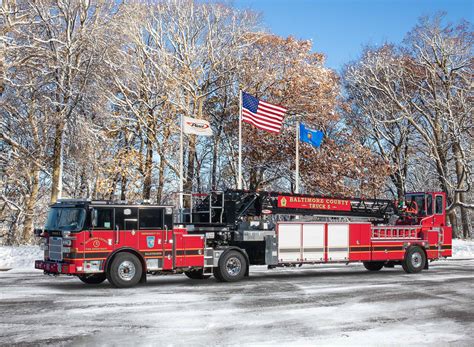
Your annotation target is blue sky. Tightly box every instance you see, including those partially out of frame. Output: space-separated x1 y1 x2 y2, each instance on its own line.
233 0 473 71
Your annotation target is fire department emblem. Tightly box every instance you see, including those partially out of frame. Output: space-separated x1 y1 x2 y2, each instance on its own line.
280 197 287 207
146 236 155 248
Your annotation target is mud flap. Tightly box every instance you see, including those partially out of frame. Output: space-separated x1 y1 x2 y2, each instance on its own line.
424 261 429 270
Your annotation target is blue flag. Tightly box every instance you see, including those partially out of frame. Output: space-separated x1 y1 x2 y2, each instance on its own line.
299 123 323 148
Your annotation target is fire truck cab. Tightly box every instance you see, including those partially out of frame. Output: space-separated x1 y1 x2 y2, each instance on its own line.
35 190 452 288
35 201 211 287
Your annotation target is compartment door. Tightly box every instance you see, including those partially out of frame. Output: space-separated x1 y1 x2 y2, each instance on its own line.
302 224 325 261
327 224 349 261
278 223 301 262
182 235 205 267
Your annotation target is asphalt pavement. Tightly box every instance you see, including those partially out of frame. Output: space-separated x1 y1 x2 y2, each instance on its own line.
0 260 473 346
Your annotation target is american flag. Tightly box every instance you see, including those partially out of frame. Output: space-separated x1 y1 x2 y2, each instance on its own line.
241 91 287 133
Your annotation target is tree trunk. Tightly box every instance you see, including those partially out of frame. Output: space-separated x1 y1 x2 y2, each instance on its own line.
249 168 257 190
156 125 170 204
211 120 224 190
389 172 405 201
156 155 166 204
109 171 120 200
448 211 459 238
195 151 203 192
142 136 153 200
184 135 196 192
50 120 65 203
460 205 471 238
22 167 40 243
121 175 128 201
452 142 472 238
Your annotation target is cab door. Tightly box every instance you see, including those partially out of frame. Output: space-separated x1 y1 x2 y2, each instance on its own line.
114 207 139 250
85 207 114 259
138 208 166 270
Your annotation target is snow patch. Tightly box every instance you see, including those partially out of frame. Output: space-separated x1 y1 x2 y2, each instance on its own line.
0 245 42 270
452 238 474 259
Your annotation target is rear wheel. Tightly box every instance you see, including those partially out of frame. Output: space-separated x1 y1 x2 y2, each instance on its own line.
184 269 211 280
106 252 143 288
78 273 106 284
402 246 426 274
214 250 247 282
363 262 384 271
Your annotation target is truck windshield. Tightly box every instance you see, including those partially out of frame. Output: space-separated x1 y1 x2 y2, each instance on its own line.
45 208 86 232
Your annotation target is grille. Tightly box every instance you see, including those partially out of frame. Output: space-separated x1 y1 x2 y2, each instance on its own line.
49 237 63 261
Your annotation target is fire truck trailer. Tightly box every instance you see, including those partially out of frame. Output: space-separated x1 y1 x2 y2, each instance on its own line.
35 190 452 288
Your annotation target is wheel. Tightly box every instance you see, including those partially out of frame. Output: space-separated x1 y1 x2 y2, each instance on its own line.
106 252 143 288
363 261 385 271
402 246 426 274
78 273 106 284
184 269 211 280
214 250 247 282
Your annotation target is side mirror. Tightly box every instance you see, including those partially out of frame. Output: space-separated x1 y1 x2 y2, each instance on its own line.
92 209 98 227
34 228 43 237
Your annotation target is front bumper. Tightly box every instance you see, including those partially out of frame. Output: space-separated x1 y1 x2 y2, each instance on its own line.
35 260 76 274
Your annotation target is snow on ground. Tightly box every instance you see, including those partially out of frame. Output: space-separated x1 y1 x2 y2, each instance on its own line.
0 259 473 346
0 240 473 345
0 245 42 270
452 238 474 259
0 238 473 270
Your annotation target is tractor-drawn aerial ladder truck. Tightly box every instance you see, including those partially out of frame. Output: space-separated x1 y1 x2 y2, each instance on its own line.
35 190 452 287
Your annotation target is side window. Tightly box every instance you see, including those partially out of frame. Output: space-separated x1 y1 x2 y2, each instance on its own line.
115 207 138 230
94 208 113 229
426 195 433 215
139 208 164 229
435 196 443 214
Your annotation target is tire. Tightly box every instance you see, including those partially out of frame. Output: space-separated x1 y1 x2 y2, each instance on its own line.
214 250 247 282
363 261 385 271
402 246 426 274
184 269 211 280
78 273 106 284
106 252 143 288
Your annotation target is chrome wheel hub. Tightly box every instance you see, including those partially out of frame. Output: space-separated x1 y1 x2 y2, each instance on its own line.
411 252 422 268
225 257 242 276
118 260 136 281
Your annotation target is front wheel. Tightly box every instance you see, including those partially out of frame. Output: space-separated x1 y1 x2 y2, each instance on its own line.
402 246 426 274
214 250 247 282
363 262 384 271
184 269 211 280
78 273 106 284
106 252 143 288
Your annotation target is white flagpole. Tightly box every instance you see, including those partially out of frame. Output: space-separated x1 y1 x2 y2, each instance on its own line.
238 90 243 189
179 114 184 222
295 118 300 194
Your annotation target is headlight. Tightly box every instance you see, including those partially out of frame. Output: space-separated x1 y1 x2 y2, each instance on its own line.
63 239 72 246
62 231 71 237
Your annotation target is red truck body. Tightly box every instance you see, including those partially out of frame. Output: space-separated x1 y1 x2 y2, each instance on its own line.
35 191 452 287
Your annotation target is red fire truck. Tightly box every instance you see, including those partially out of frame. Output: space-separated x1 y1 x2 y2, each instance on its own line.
35 190 452 288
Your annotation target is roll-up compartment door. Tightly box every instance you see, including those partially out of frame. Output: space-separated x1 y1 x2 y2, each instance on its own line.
327 224 349 261
278 223 301 262
302 223 325 261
